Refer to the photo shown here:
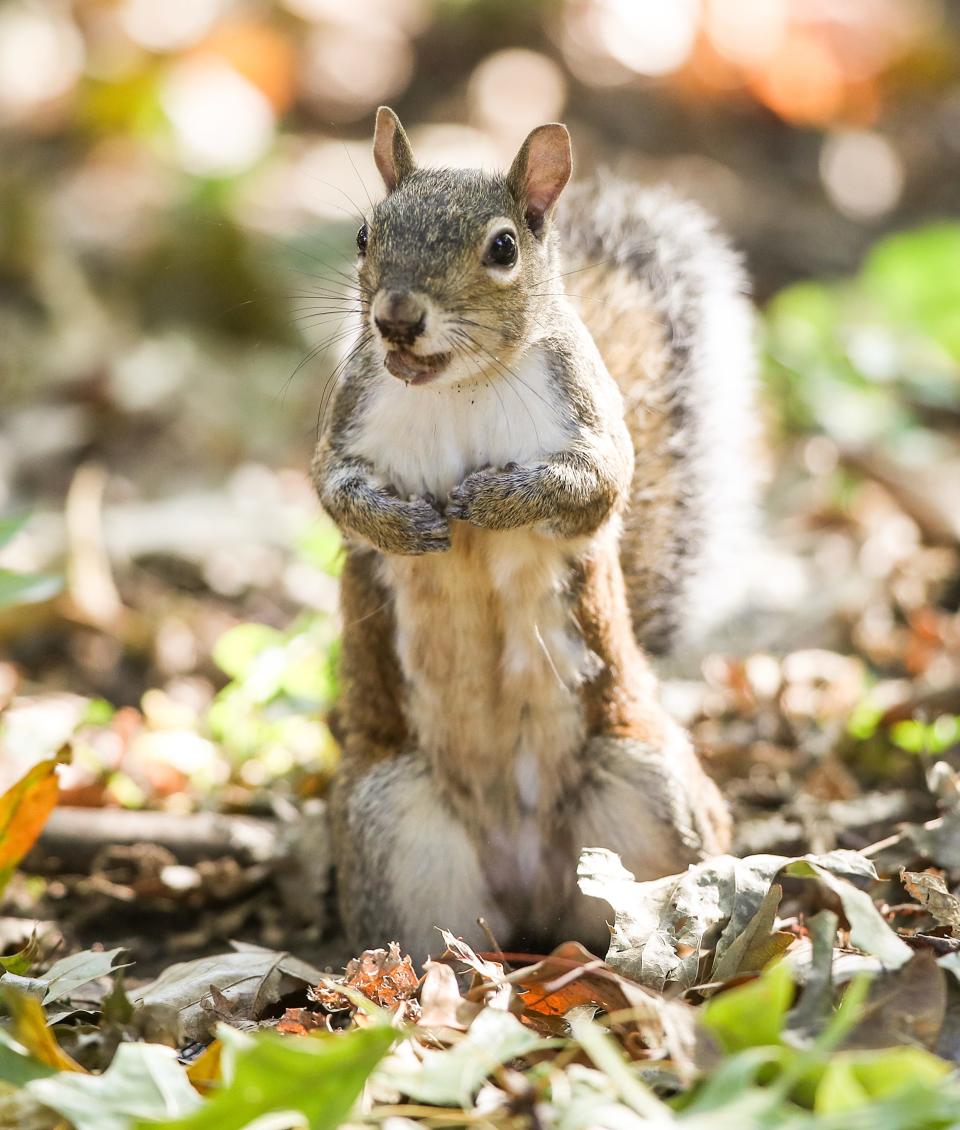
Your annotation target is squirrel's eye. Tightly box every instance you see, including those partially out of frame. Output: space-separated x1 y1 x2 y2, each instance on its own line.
485 230 518 268
356 224 368 254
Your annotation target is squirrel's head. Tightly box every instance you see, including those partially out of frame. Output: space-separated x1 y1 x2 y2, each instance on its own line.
357 106 572 387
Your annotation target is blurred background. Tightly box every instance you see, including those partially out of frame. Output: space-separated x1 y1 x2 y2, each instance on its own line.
1 0 960 866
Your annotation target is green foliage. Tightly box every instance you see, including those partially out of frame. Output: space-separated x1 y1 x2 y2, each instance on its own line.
685 966 960 1128
0 515 62 612
150 1022 395 1130
207 614 339 775
764 223 960 445
28 1043 201 1130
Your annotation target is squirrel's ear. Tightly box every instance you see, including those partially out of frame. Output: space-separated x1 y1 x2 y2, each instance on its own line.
507 123 572 235
373 106 416 193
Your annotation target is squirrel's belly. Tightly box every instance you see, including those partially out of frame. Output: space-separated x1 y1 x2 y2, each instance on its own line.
379 523 592 817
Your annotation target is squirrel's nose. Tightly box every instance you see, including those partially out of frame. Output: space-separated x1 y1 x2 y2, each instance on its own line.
374 290 427 346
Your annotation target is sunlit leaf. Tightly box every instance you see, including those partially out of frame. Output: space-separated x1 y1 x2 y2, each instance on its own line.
28 1041 200 1130
0 570 62 610
2 988 84 1073
701 961 794 1053
153 1022 394 1130
212 623 284 681
0 760 60 893
0 928 40 975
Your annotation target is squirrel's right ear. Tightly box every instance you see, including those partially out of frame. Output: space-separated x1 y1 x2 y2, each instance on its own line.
507 123 572 236
373 106 416 193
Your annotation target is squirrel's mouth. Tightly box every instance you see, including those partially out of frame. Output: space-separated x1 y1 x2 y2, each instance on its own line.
384 348 451 385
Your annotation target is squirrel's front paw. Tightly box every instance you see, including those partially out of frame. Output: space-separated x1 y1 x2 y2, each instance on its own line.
447 464 538 530
378 495 451 556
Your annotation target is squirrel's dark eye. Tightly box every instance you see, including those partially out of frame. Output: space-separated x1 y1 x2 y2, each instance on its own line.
356 223 368 254
484 229 517 268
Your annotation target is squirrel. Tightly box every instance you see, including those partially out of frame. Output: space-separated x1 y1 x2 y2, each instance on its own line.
312 107 756 960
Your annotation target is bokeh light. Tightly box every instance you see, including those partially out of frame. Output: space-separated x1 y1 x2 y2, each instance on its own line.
0 2 84 123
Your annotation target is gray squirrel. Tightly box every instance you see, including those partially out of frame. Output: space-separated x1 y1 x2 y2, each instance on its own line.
312 107 756 959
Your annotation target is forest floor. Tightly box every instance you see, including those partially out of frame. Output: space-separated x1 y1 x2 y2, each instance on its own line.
2 221 960 1128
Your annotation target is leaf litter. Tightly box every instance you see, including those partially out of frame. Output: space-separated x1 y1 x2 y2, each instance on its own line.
3 830 960 1129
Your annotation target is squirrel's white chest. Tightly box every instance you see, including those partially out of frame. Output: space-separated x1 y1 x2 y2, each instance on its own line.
351 347 570 499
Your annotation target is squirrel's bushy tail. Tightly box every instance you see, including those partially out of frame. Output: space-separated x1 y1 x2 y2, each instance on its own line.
558 178 758 655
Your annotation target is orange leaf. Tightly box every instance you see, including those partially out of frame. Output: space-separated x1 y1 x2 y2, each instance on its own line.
515 942 629 1019
187 1039 223 1092
0 758 60 890
3 988 85 1073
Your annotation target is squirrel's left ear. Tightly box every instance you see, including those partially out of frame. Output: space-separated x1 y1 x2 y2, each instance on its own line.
373 106 416 193
507 123 572 236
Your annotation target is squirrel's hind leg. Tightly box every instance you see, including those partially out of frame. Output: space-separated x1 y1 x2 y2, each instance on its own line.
331 755 511 963
557 730 731 951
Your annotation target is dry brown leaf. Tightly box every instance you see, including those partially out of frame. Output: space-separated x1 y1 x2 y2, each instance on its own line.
313 942 419 1012
277 1007 324 1035
841 950 947 1051
902 869 960 935
418 960 477 1031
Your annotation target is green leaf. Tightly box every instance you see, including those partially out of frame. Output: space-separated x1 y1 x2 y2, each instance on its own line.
0 514 29 551
153 1022 395 1130
0 929 40 975
212 623 284 681
701 961 795 1053
861 224 960 360
296 519 343 576
0 570 62 610
570 1015 670 1121
27 1042 200 1130
0 1028 56 1087
815 1047 951 1115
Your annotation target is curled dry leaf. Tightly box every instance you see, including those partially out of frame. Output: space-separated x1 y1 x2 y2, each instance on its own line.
902 869 960 935
277 1007 324 1035
418 960 477 1031
579 847 909 992
313 942 419 1012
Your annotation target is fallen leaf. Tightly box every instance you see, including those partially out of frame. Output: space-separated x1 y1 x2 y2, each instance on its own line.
157 1021 395 1130
711 883 787 983
418 960 475 1031
785 859 912 970
185 1039 223 1092
0 761 60 892
840 951 946 1051
377 1006 550 1108
0 928 40 975
2 987 84 1073
277 1006 323 1035
313 942 418 1012
787 909 839 1036
38 947 129 1005
578 848 894 991
902 869 960 934
132 944 326 1042
27 1041 200 1130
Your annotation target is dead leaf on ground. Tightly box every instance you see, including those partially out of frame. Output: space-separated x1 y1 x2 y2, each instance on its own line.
841 950 947 1051
312 942 419 1012
902 869 960 935
131 942 326 1041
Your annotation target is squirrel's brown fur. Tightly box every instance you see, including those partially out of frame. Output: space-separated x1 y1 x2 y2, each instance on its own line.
313 109 752 959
